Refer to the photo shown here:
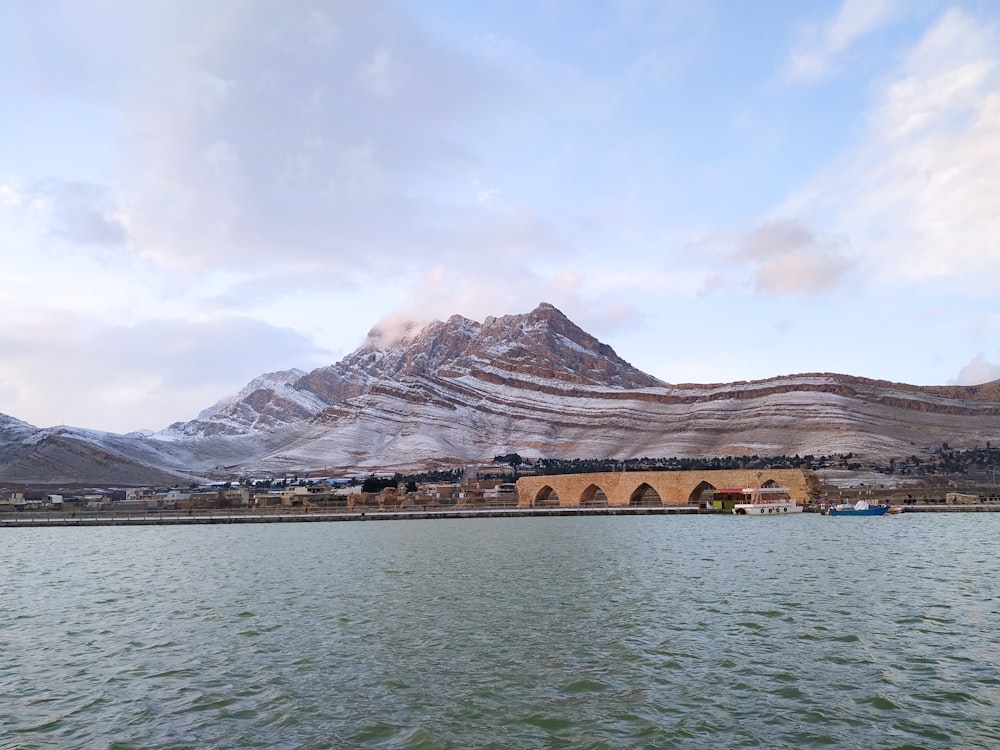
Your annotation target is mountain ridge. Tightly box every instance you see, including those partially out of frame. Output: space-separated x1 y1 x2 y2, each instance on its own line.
1 303 998 484
167 302 663 439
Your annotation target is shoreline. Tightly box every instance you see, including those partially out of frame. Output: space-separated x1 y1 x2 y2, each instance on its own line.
1 506 704 527
3 503 1000 527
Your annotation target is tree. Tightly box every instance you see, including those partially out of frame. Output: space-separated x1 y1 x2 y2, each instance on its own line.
494 453 523 466
362 476 397 493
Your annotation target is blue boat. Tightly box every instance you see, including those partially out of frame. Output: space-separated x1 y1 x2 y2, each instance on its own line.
827 500 891 516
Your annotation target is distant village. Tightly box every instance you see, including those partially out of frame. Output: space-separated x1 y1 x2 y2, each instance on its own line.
0 465 519 514
4 443 1000 514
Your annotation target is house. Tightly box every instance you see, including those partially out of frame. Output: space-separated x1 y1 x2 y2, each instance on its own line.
0 491 25 510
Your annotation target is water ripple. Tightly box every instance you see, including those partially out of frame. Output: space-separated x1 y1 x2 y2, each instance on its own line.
3 516 1000 747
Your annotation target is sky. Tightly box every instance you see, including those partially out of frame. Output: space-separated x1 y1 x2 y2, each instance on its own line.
2 0 999 434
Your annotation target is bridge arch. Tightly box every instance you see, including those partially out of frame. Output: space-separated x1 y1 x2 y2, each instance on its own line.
580 483 609 507
687 480 717 506
629 482 662 506
532 485 561 507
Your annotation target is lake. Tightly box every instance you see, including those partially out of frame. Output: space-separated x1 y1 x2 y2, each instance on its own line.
3 513 998 748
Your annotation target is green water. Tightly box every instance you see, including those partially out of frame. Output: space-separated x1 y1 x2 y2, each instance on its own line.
3 514 998 748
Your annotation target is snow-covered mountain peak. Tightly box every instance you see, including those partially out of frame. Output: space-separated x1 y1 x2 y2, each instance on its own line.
164 303 661 438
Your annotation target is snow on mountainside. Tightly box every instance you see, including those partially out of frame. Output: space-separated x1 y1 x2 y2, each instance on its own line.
197 369 310 420
151 302 999 474
164 302 663 439
0 417 195 485
0 414 293 485
158 368 323 438
255 368 1000 473
2 303 1000 484
0 412 35 433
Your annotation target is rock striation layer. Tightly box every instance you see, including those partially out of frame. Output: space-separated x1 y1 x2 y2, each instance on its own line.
1 303 999 484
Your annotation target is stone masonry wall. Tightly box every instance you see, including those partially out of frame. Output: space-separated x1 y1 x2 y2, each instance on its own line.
516 469 819 508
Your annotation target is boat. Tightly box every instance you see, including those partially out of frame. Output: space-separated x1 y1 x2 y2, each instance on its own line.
827 499 891 516
733 486 803 516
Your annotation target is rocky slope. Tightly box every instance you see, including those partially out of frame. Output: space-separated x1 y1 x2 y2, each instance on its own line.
160 303 664 439
1 303 999 484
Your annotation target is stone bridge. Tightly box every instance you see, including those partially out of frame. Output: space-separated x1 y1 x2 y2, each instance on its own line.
516 469 820 508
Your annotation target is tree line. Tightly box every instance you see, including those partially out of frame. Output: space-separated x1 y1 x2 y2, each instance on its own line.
495 444 1000 478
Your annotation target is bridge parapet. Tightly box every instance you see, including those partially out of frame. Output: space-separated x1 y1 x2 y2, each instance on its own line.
515 469 819 508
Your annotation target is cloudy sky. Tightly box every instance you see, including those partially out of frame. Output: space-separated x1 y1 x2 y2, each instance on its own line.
2 0 999 433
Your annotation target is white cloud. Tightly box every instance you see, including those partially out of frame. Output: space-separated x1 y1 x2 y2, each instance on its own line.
363 314 432 349
953 354 1000 386
787 0 896 82
17 179 128 247
358 46 410 97
692 219 856 296
968 313 1000 337
103 1 538 282
826 0 895 51
881 60 994 140
357 259 646 352
327 139 388 201
472 178 499 204
753 251 853 296
742 220 855 295
787 9 1000 291
0 181 22 206
1 1 589 348
0 313 330 432
856 11 1000 284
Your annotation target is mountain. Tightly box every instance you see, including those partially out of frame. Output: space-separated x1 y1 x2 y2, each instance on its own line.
0 420 191 486
161 368 323 437
2 303 999 484
161 303 663 439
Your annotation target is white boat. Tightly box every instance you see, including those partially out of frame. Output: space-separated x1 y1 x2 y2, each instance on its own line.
733 486 803 516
